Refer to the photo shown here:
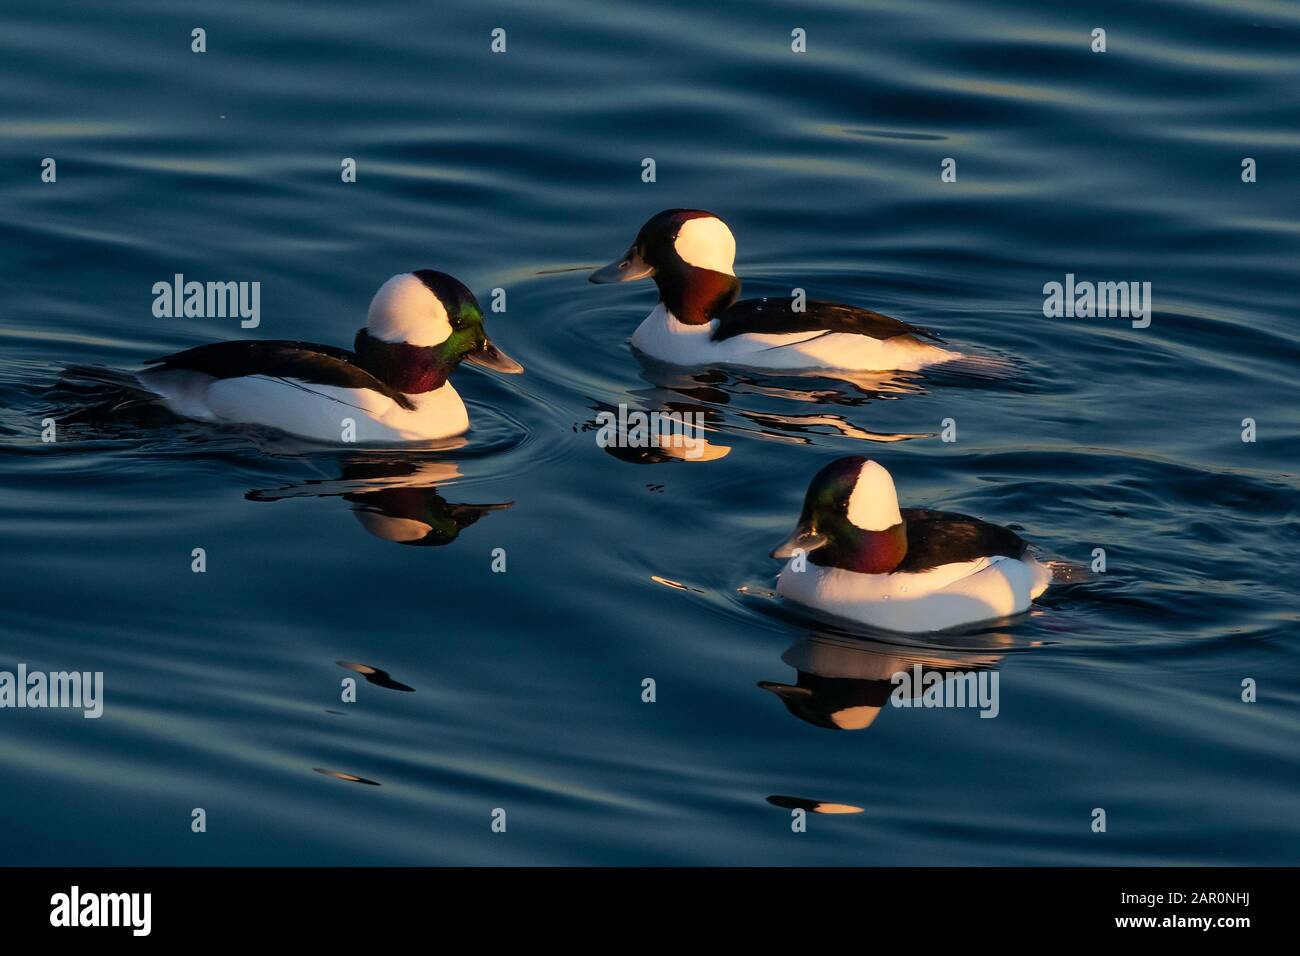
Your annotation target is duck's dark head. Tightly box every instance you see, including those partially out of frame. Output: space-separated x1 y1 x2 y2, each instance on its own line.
355 270 522 393
589 209 741 325
771 456 908 573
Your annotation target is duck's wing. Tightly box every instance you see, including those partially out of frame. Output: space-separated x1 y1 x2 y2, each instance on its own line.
711 299 943 344
144 340 414 409
897 508 1028 573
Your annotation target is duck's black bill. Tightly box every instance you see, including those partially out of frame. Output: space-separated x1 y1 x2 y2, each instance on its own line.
465 339 523 374
589 246 654 283
770 529 829 559
757 681 813 700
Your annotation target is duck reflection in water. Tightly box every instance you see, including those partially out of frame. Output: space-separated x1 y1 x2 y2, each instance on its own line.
759 631 1009 731
247 458 512 546
637 355 928 403
627 363 932 445
585 399 732 463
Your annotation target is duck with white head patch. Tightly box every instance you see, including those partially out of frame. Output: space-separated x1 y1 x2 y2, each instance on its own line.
590 209 960 371
773 457 1052 633
138 270 522 443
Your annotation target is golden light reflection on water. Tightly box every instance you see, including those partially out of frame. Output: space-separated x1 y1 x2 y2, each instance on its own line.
767 795 864 815
313 768 380 786
651 575 704 594
0 120 153 138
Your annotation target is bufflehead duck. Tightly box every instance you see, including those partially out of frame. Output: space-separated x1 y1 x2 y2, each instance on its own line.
138 270 522 443
772 457 1051 633
590 209 959 371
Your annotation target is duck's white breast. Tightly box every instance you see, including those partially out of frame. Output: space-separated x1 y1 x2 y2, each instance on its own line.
629 305 719 364
630 304 958 371
776 555 1051 633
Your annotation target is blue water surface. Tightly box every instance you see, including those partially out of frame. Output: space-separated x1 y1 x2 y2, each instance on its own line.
1 0 1298 864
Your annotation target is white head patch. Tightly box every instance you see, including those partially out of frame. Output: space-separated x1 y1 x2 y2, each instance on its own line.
831 706 882 730
846 460 903 531
366 273 453 347
674 217 736 275
352 512 433 542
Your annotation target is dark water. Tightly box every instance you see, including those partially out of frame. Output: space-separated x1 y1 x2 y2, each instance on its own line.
2 0 1298 865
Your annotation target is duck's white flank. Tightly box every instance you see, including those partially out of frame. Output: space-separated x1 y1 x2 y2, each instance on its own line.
776 554 1052 634
139 368 468 443
630 304 958 371
674 217 736 275
366 273 453 347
